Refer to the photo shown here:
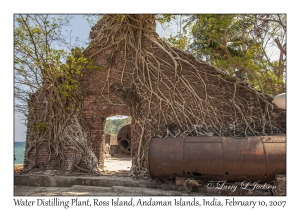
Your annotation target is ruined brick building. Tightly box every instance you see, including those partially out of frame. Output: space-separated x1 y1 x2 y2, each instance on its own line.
24 15 285 176
80 15 285 173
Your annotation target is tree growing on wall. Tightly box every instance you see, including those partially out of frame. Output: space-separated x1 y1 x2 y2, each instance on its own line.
85 15 285 174
14 14 102 173
16 14 285 175
165 14 286 96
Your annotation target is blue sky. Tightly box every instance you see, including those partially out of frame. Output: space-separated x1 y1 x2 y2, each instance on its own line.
14 14 178 142
12 14 287 142
14 15 94 142
4 1 300 206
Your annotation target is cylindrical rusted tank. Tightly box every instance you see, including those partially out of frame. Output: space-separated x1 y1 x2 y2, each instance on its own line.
148 135 286 181
117 124 131 151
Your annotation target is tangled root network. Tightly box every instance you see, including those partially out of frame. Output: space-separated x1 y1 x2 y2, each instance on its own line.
24 14 285 174
86 15 285 172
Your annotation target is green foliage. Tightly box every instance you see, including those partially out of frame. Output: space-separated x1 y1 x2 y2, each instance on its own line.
156 14 175 24
35 122 49 132
117 14 126 22
84 14 103 27
105 117 131 135
167 34 188 51
14 15 72 99
161 15 191 51
166 14 286 96
15 15 103 172
14 14 103 116
57 47 100 100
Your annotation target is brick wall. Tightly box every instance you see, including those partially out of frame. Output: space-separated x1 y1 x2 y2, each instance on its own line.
24 141 81 171
79 15 286 174
24 15 286 174
105 134 118 145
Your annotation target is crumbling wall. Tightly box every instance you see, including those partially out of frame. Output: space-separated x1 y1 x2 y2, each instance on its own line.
80 15 286 176
105 134 118 145
23 15 285 176
80 84 130 168
24 112 88 173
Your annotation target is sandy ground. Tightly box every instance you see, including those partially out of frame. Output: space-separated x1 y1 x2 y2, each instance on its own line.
14 164 24 173
103 155 132 174
14 156 284 196
14 155 132 174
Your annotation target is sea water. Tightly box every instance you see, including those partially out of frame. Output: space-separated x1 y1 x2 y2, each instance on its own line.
14 142 25 164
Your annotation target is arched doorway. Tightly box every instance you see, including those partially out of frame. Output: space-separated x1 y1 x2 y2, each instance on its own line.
103 115 132 174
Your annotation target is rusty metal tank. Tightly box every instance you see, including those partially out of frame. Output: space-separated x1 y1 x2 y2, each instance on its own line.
148 135 286 181
117 124 131 151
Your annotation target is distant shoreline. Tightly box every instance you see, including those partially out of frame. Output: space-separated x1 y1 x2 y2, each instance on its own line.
14 142 26 164
14 164 24 173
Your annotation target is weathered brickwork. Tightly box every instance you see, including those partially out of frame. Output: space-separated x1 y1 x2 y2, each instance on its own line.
24 15 286 175
79 15 286 174
105 134 118 145
24 141 81 171
81 96 130 168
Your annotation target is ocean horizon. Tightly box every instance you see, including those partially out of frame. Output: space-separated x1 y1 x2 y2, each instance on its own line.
14 141 25 165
